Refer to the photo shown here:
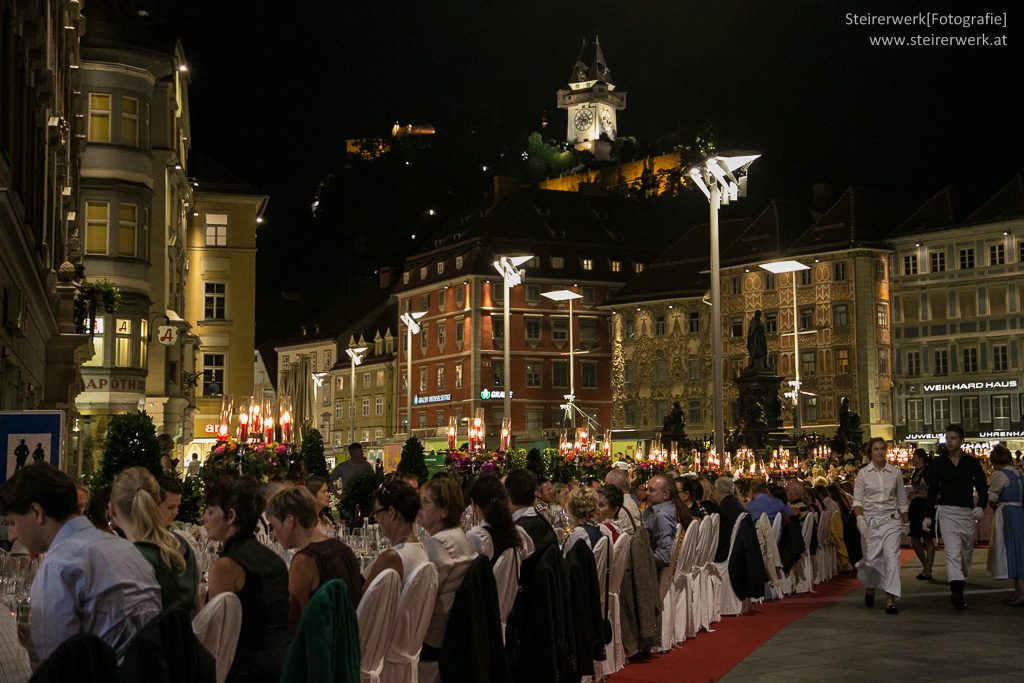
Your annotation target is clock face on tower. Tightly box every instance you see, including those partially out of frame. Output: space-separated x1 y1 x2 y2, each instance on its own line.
574 108 594 131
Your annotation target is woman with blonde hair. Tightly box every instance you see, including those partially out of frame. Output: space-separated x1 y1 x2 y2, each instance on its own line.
110 467 198 615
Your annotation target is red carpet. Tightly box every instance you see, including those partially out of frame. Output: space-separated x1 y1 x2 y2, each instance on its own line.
610 550 920 683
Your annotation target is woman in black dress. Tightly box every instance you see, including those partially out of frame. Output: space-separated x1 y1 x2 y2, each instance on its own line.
907 449 936 580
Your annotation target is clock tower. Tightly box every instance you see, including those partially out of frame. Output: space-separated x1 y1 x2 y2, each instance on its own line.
556 37 627 149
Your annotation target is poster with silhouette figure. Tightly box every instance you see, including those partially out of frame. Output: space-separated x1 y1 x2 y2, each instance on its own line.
0 411 65 483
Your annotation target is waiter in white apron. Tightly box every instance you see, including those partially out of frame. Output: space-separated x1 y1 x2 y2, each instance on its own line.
853 437 909 614
924 424 988 610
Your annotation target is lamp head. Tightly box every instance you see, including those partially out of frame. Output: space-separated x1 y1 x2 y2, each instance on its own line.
759 260 809 274
541 289 583 302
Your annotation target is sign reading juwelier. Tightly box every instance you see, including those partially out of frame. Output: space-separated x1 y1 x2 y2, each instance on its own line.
0 411 65 483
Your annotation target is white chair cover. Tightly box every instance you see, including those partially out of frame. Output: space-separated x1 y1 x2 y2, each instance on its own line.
382 563 439 683
814 510 834 583
192 592 242 683
694 515 717 632
793 512 816 594
700 514 721 626
492 548 519 641
601 533 632 676
593 536 610 613
671 519 701 643
715 512 750 616
563 526 588 556
357 569 401 683
655 523 682 652
770 513 794 595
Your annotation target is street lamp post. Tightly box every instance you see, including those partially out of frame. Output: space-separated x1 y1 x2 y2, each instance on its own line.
687 151 761 457
345 346 367 443
493 255 533 430
399 312 425 437
759 259 813 432
542 289 583 428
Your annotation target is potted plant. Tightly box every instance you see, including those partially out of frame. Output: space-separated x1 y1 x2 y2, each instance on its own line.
77 279 122 313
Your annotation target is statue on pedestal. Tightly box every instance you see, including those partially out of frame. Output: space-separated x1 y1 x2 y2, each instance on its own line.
746 310 769 372
660 400 686 450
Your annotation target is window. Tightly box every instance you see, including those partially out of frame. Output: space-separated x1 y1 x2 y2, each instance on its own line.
654 359 668 382
139 319 148 369
455 318 464 344
525 317 542 342
957 289 977 317
610 260 622 273
371 395 381 416
88 93 111 143
582 287 595 305
492 283 504 305
688 358 700 380
990 287 1007 315
437 321 446 347
962 347 978 373
335 375 344 392
420 323 428 350
204 282 226 320
929 292 947 319
763 272 775 290
799 307 814 330
654 316 666 336
836 349 850 374
906 350 921 376
730 277 741 295
962 396 980 430
205 213 228 246
959 248 974 270
634 262 645 273
832 303 848 327
582 258 593 271
623 318 635 339
114 318 132 368
493 360 504 386
879 395 891 422
435 262 445 276
993 344 1009 372
907 398 924 431
802 396 818 424
579 318 596 348
362 371 371 388
436 365 445 388
551 256 564 269
581 362 597 388
730 318 743 338
335 401 344 419
526 362 542 387
85 202 109 254
832 262 846 281
362 398 370 417
687 312 700 334
375 370 385 386
930 251 946 272
455 363 463 388
526 285 540 302
491 315 503 341
455 256 464 269
455 286 465 307
551 317 567 344
933 349 949 375
623 362 635 385
203 353 224 396
526 409 544 431
990 243 1005 265
800 351 816 375
624 402 637 426
375 428 384 440
687 399 701 425
876 304 888 326
932 397 950 426
310 352 318 372
120 96 139 146
799 269 812 286
875 260 886 281
902 254 918 275
552 361 568 388
419 367 427 392
403 271 410 284
765 311 777 334
321 382 331 406
993 395 1011 429
878 351 889 375
1020 241 1024 263
437 288 446 311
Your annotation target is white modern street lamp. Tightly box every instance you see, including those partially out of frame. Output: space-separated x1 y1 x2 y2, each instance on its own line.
759 259 814 432
542 289 584 428
687 151 760 457
345 346 367 443
493 255 533 429
399 311 425 436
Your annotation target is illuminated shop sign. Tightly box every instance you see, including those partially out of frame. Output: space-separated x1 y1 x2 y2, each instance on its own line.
923 380 1018 393
479 389 514 400
980 431 1024 439
413 393 451 405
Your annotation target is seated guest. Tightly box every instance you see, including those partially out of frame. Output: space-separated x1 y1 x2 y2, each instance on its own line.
698 477 723 516
75 482 89 515
714 477 746 563
675 476 706 519
364 479 429 585
86 484 115 534
303 476 338 537
205 476 289 682
735 478 752 503
465 474 529 563
0 464 161 662
109 467 199 616
785 480 810 519
506 469 557 561
746 477 795 522
605 468 641 534
566 486 608 549
255 480 292 561
418 477 477 658
643 474 693 572
266 486 364 630
156 475 183 527
597 484 625 541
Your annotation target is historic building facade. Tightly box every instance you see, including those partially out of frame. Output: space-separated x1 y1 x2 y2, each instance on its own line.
889 179 1024 448
330 323 398 451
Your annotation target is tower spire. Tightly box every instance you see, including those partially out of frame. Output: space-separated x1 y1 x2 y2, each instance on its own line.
570 38 589 84
592 34 612 84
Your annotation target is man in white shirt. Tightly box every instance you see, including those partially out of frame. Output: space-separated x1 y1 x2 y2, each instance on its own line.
605 467 640 534
852 437 909 613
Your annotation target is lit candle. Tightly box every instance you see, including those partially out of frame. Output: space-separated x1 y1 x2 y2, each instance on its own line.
447 416 457 451
238 410 249 442
280 410 291 443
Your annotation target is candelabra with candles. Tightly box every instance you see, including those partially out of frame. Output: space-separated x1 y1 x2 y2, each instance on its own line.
447 416 458 451
603 429 613 458
500 417 512 452
206 393 297 482
468 409 485 452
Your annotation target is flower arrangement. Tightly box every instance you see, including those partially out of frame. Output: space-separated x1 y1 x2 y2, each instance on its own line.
77 278 122 312
200 436 294 484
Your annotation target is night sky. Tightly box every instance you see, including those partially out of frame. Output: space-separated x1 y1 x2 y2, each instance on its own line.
168 0 1021 337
